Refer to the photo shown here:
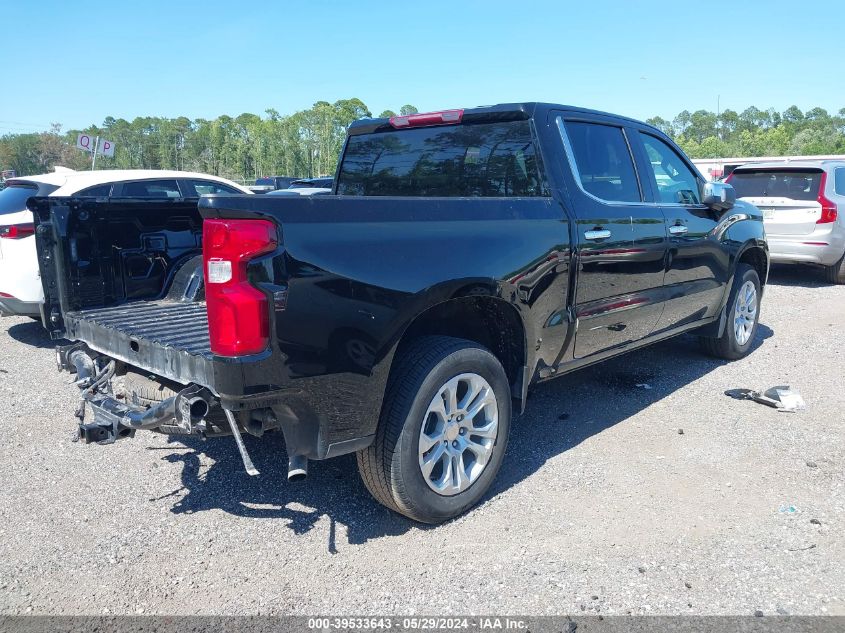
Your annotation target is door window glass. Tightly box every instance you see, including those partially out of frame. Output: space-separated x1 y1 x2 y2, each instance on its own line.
122 179 181 197
77 184 112 197
639 134 701 204
183 180 241 196
561 120 641 203
834 168 845 196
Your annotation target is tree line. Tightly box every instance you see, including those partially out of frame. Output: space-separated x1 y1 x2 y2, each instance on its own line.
1 101 843 181
0 100 419 182
648 105 845 159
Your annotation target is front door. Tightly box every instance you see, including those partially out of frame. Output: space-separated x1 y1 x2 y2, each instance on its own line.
633 132 729 332
554 114 667 358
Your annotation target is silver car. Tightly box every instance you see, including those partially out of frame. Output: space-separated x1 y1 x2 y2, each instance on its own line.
727 160 845 283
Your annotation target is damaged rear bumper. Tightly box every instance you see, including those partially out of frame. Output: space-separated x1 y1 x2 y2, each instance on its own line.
56 343 374 478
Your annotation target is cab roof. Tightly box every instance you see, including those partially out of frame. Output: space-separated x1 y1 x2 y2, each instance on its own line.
347 102 659 136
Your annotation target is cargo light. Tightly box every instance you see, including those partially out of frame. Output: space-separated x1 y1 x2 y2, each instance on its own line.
203 218 278 357
0 223 35 239
817 172 838 224
389 109 464 129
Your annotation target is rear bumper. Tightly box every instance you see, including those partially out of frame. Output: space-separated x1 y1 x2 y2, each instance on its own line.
767 232 844 266
0 296 41 317
59 300 380 461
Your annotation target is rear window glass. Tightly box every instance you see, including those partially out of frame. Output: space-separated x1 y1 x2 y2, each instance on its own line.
337 121 547 197
0 183 57 215
729 170 822 200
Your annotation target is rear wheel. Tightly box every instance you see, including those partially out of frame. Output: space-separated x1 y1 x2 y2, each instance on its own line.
700 263 761 360
356 336 511 523
823 253 845 284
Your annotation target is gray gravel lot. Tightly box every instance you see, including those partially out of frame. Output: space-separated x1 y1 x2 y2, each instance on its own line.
0 266 842 616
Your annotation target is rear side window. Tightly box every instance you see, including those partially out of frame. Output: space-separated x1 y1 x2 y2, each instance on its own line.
0 183 57 215
121 179 181 197
182 180 241 196
639 133 701 205
729 170 821 200
561 120 641 203
834 168 845 196
77 184 113 197
337 120 547 197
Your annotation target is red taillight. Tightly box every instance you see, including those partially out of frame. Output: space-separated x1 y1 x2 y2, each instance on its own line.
389 109 464 129
0 223 35 239
203 219 278 357
0 292 14 298
724 172 734 184
817 172 838 224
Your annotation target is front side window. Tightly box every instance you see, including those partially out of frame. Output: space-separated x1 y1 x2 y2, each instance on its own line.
337 120 547 197
122 179 181 197
183 180 240 196
639 134 701 205
561 120 641 203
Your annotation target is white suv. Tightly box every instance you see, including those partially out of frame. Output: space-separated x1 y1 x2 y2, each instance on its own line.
727 160 845 283
0 169 251 317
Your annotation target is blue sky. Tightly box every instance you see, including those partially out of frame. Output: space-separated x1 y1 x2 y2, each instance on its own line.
2 0 844 134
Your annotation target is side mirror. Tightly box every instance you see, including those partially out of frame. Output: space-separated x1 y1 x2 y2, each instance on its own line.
701 181 736 212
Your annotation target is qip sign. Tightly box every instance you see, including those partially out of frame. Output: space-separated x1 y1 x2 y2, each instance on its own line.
76 134 115 157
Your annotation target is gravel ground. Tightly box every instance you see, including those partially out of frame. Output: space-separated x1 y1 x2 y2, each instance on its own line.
0 266 842 616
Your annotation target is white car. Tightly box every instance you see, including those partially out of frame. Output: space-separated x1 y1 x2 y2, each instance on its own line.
0 168 251 318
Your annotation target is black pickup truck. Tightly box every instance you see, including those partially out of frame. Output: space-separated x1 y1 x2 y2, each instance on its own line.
32 103 767 523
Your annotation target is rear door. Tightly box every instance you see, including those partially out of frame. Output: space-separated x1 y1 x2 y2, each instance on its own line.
728 168 824 236
554 112 667 358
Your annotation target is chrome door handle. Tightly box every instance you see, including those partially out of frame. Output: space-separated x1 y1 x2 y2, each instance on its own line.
669 224 688 235
584 229 611 240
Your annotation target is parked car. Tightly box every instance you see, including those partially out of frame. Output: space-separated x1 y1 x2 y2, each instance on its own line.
0 169 251 318
33 103 766 523
249 176 299 194
266 177 334 196
289 177 333 189
726 160 845 283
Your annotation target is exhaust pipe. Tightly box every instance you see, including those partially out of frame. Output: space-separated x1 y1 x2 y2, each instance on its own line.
287 454 308 482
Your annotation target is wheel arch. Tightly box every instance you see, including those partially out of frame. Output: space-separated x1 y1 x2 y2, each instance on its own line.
392 294 528 407
736 242 769 290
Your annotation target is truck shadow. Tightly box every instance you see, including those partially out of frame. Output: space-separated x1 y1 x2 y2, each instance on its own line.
160 324 773 550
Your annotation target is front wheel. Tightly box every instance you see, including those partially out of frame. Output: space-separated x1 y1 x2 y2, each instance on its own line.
356 336 511 523
700 263 761 360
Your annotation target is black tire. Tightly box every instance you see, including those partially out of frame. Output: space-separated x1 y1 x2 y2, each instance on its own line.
700 263 761 360
823 253 845 284
122 370 226 434
123 370 181 406
356 336 511 524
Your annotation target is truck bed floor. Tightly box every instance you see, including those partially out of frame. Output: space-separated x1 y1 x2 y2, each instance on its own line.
69 301 212 356
64 301 215 386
